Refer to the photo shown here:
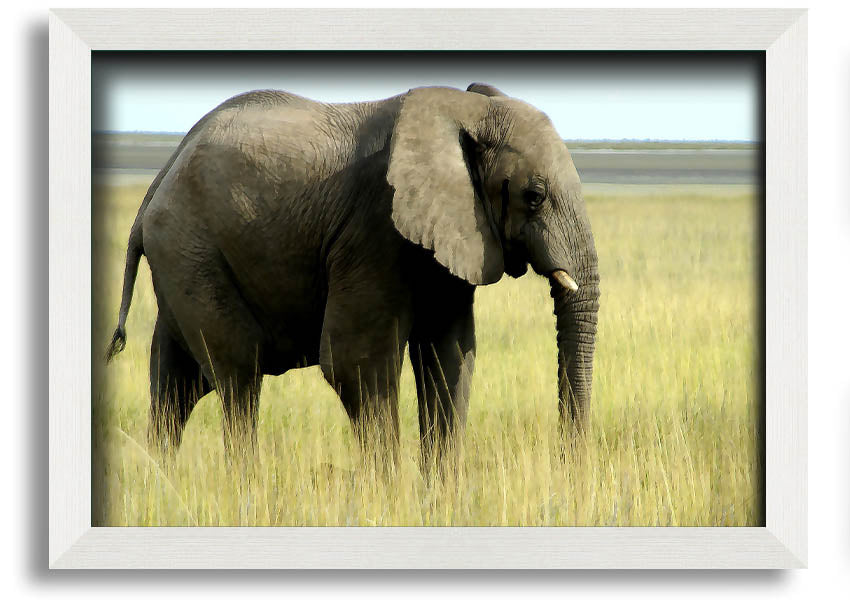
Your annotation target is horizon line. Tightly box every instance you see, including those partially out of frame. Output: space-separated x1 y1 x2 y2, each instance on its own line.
93 130 759 144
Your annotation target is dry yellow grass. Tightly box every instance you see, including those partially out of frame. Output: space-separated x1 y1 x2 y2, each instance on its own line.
91 177 762 527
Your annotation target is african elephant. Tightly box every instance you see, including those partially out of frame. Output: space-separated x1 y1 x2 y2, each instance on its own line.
106 82 600 468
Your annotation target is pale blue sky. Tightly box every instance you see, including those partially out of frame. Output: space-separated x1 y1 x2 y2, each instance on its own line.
93 53 762 141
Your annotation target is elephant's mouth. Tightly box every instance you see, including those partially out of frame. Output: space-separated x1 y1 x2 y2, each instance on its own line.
503 244 529 278
504 257 528 278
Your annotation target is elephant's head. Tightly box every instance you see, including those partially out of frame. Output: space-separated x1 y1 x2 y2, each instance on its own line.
387 83 600 432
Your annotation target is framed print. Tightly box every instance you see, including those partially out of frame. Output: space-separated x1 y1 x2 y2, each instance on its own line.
49 8 806 568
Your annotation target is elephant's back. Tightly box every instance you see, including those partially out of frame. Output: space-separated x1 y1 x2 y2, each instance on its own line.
213 89 316 111
147 91 399 238
138 90 404 375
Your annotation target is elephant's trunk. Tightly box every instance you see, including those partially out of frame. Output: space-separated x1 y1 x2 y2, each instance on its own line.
551 268 599 434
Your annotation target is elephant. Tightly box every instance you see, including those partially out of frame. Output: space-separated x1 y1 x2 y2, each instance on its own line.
105 82 600 469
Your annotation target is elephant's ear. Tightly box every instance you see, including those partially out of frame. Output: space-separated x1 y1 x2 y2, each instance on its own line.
466 82 507 97
387 87 504 285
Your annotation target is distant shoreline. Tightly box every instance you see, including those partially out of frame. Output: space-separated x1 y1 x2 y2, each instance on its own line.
93 132 760 185
94 131 758 151
564 140 758 151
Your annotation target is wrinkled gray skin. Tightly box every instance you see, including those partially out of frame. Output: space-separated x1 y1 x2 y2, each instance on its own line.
106 83 600 468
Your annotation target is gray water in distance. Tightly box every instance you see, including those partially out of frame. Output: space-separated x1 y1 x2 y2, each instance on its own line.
93 133 760 186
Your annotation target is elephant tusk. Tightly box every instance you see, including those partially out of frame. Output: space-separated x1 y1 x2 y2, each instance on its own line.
551 270 579 292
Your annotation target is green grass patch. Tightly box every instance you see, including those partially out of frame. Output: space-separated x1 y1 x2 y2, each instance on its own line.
92 179 762 527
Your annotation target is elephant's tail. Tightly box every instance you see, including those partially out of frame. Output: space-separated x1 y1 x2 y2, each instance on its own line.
106 216 145 363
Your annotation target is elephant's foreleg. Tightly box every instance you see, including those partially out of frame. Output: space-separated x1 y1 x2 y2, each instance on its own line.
409 286 475 474
320 338 407 474
328 364 402 474
319 275 412 475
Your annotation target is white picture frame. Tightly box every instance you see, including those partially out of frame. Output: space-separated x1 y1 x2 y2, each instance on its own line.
48 8 807 569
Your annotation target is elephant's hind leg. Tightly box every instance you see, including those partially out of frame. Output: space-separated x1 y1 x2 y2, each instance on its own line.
147 239 266 460
149 316 212 457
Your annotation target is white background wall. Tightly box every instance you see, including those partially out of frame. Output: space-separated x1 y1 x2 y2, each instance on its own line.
4 0 847 596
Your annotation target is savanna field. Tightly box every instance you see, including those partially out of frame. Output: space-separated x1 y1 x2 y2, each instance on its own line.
92 179 763 527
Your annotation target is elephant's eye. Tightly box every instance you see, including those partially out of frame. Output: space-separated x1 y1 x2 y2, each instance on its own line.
523 189 545 210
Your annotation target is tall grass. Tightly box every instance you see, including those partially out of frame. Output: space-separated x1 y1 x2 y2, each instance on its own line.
92 179 762 526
